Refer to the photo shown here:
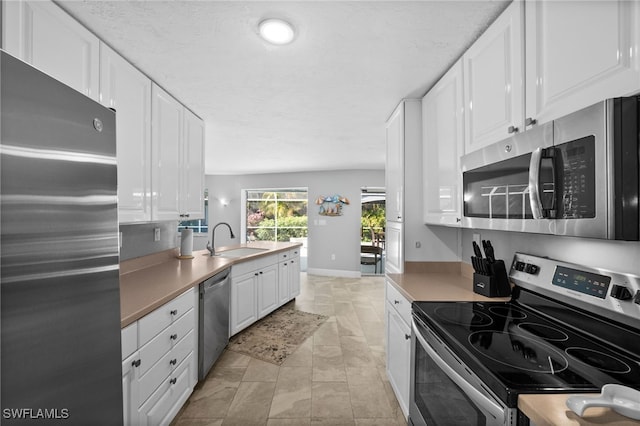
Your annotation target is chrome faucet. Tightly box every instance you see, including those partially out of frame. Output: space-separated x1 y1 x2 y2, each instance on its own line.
206 222 236 256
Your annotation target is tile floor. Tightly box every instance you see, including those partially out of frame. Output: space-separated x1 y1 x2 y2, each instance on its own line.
172 273 408 426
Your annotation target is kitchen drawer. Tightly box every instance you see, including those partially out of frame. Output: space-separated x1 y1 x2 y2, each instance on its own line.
122 322 138 360
231 254 277 277
278 250 291 262
138 351 195 426
139 308 194 376
386 280 411 326
138 288 194 346
138 330 194 405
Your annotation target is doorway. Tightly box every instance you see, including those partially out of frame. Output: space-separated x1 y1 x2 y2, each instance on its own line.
360 187 385 275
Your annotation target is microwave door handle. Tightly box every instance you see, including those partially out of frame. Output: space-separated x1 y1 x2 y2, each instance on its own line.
412 321 505 423
529 147 545 219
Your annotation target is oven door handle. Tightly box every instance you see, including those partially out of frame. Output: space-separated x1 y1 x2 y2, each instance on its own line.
412 320 505 423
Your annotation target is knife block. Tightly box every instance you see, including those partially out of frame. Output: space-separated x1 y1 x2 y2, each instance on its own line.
473 260 511 297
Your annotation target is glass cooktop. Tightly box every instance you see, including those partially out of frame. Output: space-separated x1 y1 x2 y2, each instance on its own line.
413 289 640 406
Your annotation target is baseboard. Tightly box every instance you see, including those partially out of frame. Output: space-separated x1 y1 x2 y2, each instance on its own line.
306 268 361 278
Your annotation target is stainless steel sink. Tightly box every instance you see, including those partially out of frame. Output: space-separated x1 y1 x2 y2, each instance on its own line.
210 247 269 258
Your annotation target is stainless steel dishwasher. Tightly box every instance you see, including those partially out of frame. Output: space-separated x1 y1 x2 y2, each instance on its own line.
198 267 230 381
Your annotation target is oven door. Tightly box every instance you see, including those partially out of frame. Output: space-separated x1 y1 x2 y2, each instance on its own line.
409 317 514 426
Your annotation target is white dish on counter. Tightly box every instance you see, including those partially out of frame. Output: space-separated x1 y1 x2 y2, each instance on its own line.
566 384 640 420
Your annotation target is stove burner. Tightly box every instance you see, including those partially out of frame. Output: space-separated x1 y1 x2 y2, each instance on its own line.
565 347 632 374
433 305 493 327
517 323 569 342
488 305 527 319
469 331 569 374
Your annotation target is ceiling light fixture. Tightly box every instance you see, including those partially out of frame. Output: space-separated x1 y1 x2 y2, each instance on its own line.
258 18 295 45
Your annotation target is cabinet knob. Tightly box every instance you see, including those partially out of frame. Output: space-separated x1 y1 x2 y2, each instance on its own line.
255 273 259 276
405 334 411 340
259 271 263 274
456 217 461 222
394 300 400 305
170 309 178 316
397 215 402 220
507 125 518 134
170 358 177 366
170 334 178 340
132 359 141 368
525 117 537 127
504 144 512 153
170 378 177 385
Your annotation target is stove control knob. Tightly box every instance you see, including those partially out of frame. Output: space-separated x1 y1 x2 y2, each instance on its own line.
515 261 526 271
610 285 633 300
524 264 539 275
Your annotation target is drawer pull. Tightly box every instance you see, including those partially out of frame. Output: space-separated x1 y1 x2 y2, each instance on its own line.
170 358 177 366
405 334 411 340
170 334 178 341
131 359 141 368
170 309 178 316
169 378 177 385
394 300 400 305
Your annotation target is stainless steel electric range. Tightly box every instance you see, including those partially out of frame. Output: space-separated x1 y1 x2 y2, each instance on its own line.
409 252 640 426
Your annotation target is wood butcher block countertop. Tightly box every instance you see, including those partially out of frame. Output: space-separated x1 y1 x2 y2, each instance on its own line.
387 262 639 426
119 241 302 328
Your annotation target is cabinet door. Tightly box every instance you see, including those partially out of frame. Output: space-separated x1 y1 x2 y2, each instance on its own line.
180 110 205 220
100 43 152 223
231 272 257 335
3 0 100 101
122 352 141 426
385 303 410 419
384 222 403 274
423 59 464 226
288 256 301 299
463 0 524 153
385 103 404 222
258 264 279 318
278 261 290 306
525 0 640 126
151 84 182 221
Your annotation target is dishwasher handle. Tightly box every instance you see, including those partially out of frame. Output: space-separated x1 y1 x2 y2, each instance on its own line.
202 268 230 292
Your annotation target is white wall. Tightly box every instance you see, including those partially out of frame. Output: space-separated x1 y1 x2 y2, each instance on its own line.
461 228 640 276
206 170 385 277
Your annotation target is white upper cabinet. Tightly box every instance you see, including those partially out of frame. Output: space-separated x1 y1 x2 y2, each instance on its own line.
463 0 524 154
180 110 205 220
151 84 206 222
3 0 100 101
386 103 405 223
524 0 640 126
100 43 152 223
422 60 465 226
151 84 183 221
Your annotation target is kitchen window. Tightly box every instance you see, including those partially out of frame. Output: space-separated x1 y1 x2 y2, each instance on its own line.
178 190 209 234
244 188 308 243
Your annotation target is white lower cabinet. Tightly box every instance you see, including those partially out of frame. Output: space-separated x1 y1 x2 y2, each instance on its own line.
231 249 301 336
385 280 411 419
138 352 196 426
257 264 278 318
121 287 198 425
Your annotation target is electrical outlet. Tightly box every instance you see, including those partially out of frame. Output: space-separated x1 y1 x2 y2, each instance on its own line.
154 227 161 242
473 232 481 246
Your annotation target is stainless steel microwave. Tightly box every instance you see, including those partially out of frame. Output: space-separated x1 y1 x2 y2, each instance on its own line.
461 97 640 240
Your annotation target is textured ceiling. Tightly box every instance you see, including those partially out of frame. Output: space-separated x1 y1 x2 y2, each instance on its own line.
57 1 510 175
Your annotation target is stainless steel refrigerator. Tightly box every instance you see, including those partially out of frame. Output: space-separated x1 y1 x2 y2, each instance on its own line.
1 51 123 424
